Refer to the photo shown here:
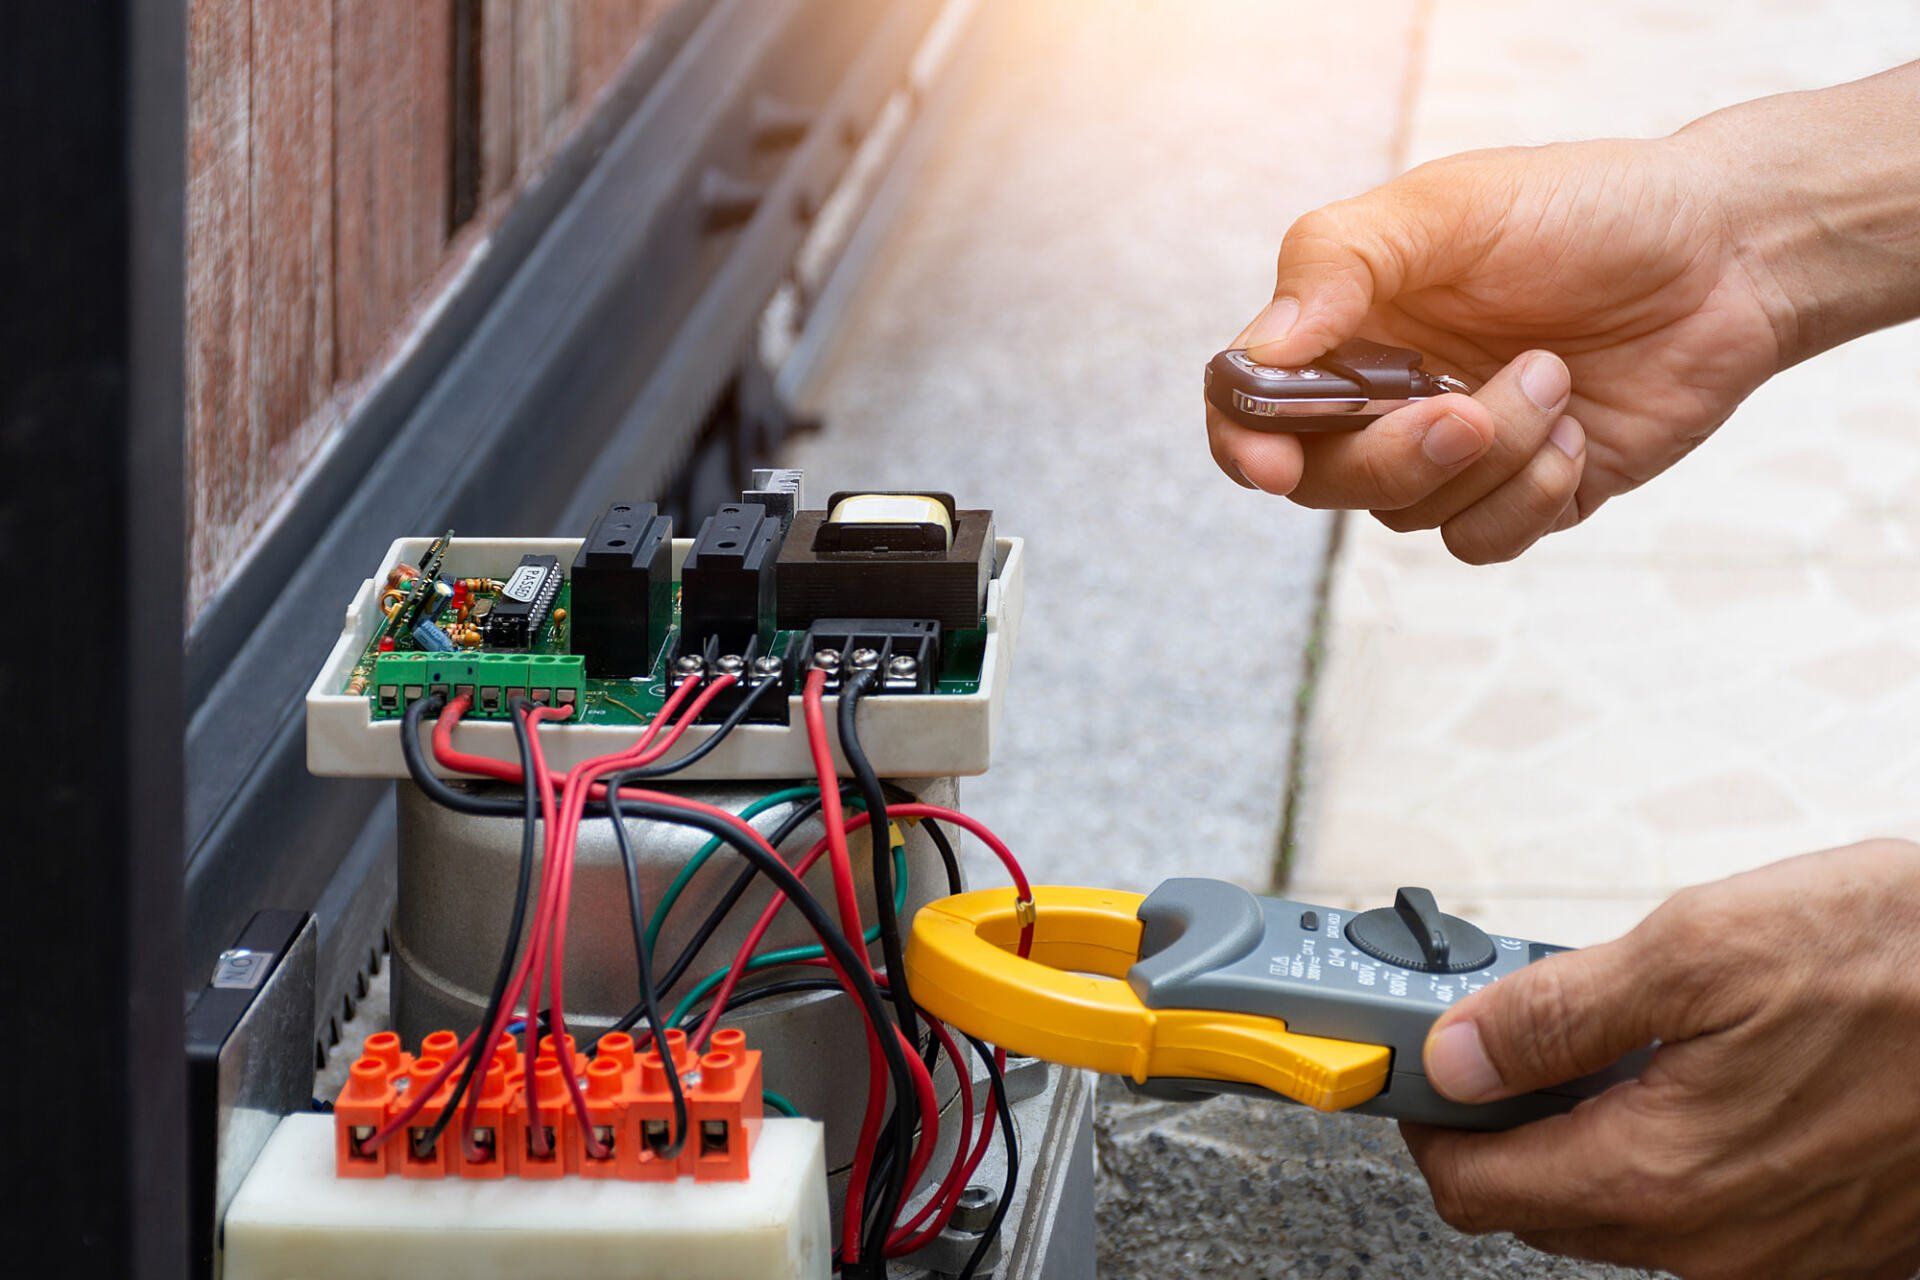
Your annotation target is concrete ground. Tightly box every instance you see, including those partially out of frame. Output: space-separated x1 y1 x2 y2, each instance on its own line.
794 0 1920 1275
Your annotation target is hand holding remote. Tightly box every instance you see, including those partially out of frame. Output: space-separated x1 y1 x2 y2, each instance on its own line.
1206 64 1920 563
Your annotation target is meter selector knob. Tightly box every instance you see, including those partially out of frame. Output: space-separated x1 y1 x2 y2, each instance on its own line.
1345 887 1496 973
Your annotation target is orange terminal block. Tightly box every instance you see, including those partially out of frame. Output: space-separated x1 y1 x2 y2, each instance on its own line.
458 1061 511 1178
334 1056 397 1177
536 1033 578 1066
360 1030 411 1080
629 1049 683 1181
687 1028 763 1183
579 1058 626 1178
595 1031 637 1077
328 1028 768 1181
513 1058 575 1179
396 1056 453 1178
489 1031 520 1075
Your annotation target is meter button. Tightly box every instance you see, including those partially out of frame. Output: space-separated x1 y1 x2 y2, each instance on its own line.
1299 910 1320 932
1345 887 1497 974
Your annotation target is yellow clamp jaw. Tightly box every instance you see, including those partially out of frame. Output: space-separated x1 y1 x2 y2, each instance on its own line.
904 886 1388 1112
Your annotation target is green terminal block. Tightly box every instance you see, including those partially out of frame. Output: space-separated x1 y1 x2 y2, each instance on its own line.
371 651 584 719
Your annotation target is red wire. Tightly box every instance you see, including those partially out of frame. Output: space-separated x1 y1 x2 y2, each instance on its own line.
541 688 720 1155
800 668 870 942
516 696 578 1155
819 804 1035 955
425 686 718 1160
806 669 895 1263
411 674 1034 1252
431 674 719 788
886 1016 975 1253
374 697 575 1155
521 678 733 1158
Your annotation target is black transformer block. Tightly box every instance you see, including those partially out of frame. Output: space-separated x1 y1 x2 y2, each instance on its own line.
775 495 994 631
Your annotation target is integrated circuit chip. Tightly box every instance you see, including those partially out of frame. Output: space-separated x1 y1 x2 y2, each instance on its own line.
486 554 561 650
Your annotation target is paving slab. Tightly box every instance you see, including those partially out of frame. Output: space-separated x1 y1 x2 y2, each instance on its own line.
1096 1083 1640 1280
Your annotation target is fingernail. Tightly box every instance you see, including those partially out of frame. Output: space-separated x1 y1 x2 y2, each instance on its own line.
1228 462 1256 489
1520 352 1570 411
1241 297 1301 355
1421 412 1485 467
1426 1021 1502 1103
1549 415 1583 459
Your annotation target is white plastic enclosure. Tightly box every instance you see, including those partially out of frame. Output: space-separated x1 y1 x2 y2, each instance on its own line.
306 535 1023 780
222 1114 830 1280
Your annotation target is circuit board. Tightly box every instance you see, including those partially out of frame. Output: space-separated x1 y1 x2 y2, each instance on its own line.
345 574 987 726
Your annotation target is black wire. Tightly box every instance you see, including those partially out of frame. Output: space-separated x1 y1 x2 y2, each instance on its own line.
396 685 950 1270
841 674 923 1253
956 1034 1018 1280
398 691 521 816
914 809 964 896
592 796 922 1276
592 793 835 1046
674 973 887 1030
653 795 830 998
409 695 540 1154
842 672 915 1040
604 781 689 1158
619 673 784 778
392 686 758 1157
395 677 774 821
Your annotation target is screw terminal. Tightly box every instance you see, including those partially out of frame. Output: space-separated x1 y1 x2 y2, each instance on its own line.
330 1029 766 1183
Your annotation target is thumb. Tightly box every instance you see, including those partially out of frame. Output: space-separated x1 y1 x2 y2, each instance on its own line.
1423 928 1687 1104
1236 198 1418 366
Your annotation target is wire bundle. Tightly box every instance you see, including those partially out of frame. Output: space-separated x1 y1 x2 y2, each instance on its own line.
389 667 1034 1279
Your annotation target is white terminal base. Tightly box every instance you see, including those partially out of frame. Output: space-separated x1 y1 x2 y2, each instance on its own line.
306 535 1024 781
222 1114 831 1280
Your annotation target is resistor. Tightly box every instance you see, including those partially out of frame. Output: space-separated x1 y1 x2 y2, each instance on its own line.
459 578 502 593
347 673 368 695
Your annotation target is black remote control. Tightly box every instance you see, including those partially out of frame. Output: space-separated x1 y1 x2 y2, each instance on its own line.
1206 338 1468 432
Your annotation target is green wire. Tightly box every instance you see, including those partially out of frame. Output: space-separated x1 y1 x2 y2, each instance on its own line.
762 1088 800 1118
643 786 832 959
665 843 909 1029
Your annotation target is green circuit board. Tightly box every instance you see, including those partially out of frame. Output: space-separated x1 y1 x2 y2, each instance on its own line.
349 578 985 725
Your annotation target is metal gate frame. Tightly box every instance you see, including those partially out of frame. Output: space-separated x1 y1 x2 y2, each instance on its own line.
0 0 981 1272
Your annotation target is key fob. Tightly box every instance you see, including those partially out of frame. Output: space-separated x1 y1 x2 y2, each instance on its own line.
1205 338 1468 432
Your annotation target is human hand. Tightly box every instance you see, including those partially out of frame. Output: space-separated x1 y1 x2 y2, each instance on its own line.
1207 132 1793 562
1400 839 1920 1279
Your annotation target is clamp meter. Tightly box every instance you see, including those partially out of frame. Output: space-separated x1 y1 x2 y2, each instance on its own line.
905 880 1646 1131
1205 338 1469 432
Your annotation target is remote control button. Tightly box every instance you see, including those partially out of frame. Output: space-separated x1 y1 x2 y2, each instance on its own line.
1345 887 1497 973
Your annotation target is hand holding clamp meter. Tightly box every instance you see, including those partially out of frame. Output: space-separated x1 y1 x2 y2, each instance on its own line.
906 879 1648 1131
